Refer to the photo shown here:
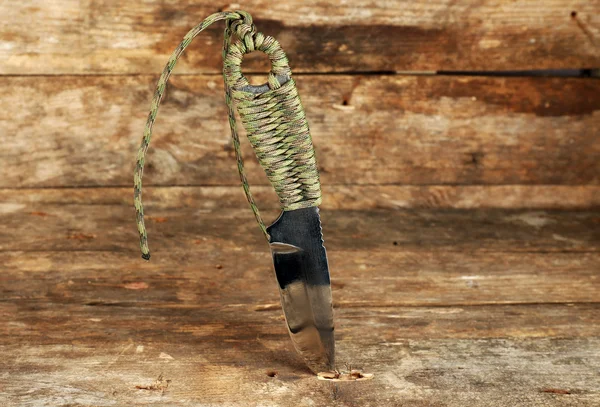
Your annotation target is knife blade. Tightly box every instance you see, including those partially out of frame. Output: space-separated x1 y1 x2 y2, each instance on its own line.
268 207 335 373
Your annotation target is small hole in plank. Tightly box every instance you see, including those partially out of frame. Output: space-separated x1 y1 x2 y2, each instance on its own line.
266 370 277 377
393 241 398 246
342 99 349 106
571 11 577 18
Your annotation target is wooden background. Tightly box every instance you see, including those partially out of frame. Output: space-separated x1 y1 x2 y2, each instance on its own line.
1 1 599 406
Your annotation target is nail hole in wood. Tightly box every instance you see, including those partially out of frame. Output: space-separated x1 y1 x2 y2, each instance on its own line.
266 370 277 377
571 11 577 18
342 99 349 106
469 152 484 166
393 241 398 246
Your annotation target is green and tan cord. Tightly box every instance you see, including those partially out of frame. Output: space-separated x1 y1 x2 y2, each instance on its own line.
134 11 322 260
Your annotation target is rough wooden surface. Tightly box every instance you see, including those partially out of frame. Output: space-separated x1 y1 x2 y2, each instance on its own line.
2 0 600 74
2 1 600 405
1 189 599 304
1 310 599 407
1 190 599 254
2 316 599 407
2 185 600 211
1 75 599 188
2 248 600 308
1 190 599 406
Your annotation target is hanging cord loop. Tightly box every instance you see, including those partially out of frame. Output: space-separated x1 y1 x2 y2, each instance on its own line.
134 11 322 260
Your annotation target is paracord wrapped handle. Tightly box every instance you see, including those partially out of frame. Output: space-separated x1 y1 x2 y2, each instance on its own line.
223 19 322 238
134 11 321 260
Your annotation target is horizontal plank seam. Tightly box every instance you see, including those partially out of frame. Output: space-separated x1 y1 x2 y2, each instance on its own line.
337 301 600 309
1 184 599 190
437 69 599 78
2 299 598 308
0 71 399 78
0 70 597 78
0 249 597 255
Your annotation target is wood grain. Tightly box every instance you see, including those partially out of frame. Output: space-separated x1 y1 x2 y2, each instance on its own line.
2 249 599 308
3 338 599 406
1 75 599 188
2 206 600 404
2 1 600 404
2 188 598 310
1 193 598 254
3 185 599 211
2 301 599 406
1 201 598 406
1 1 599 74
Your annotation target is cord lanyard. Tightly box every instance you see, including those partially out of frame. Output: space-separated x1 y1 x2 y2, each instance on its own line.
134 11 321 259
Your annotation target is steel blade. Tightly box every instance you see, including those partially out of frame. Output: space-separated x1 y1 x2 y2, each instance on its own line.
266 206 335 374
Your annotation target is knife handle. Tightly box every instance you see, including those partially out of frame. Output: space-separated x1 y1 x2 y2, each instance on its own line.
223 21 322 239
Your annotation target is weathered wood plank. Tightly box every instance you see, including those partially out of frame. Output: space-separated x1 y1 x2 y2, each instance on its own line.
1 204 598 405
1 75 599 187
3 301 600 343
1 0 599 74
2 248 599 308
1 303 599 406
2 185 599 211
1 195 598 253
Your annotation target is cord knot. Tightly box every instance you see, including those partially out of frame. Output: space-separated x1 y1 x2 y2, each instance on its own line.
229 10 257 47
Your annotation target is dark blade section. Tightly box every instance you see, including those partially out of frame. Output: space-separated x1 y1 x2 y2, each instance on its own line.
267 207 335 374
